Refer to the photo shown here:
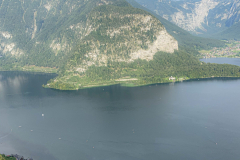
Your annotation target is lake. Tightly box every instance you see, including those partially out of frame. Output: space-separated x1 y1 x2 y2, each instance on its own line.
1 58 240 160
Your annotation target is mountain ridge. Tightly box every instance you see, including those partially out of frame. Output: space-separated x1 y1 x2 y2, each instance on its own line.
212 21 240 40
135 0 240 36
126 0 225 49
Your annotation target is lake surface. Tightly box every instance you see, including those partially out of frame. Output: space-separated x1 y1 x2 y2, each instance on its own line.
1 58 240 160
200 57 240 66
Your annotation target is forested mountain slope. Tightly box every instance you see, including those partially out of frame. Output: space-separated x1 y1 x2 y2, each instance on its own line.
0 0 178 68
0 0 101 67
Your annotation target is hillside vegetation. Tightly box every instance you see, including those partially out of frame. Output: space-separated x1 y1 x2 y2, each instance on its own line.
0 0 177 67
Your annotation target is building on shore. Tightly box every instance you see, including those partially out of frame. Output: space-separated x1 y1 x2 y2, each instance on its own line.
169 76 176 80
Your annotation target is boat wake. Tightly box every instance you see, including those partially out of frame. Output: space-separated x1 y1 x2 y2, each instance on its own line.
0 129 12 140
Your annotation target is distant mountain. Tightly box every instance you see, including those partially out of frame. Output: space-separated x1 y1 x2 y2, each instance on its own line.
135 0 240 36
213 21 240 40
127 0 225 50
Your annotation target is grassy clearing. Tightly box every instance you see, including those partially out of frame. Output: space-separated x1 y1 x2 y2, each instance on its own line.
199 50 211 54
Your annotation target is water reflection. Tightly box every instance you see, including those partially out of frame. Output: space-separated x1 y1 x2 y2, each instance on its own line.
0 74 27 99
0 80 4 99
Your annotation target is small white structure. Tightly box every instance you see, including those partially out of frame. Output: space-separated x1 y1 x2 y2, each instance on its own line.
169 76 176 80
42 114 44 117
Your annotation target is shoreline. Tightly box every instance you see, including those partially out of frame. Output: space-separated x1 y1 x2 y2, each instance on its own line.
0 154 32 160
1 69 240 90
199 56 240 59
0 66 58 74
44 76 240 90
1 60 240 90
1 69 240 91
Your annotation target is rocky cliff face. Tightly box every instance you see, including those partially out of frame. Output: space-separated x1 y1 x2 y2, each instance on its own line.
135 0 240 35
0 31 23 56
129 29 178 61
67 4 178 72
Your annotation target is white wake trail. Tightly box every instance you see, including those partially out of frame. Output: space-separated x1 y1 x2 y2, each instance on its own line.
0 129 12 140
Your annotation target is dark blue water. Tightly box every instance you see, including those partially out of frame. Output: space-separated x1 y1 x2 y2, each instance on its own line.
200 57 240 66
0 58 240 160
